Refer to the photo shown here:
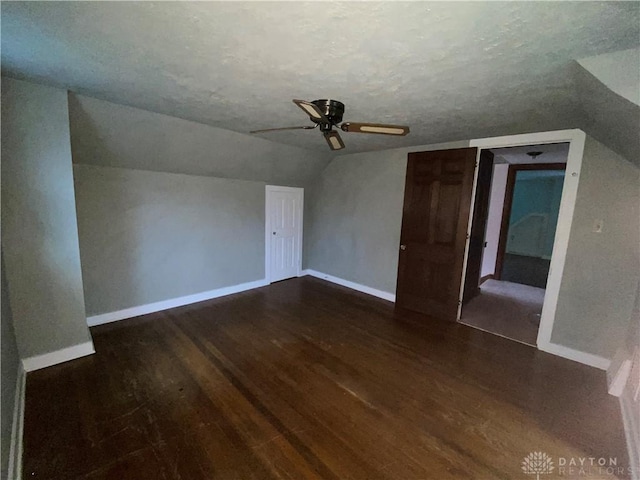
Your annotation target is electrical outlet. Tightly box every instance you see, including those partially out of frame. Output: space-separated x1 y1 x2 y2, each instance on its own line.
593 219 604 233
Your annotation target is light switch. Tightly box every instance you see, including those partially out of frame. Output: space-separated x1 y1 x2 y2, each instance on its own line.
593 219 604 233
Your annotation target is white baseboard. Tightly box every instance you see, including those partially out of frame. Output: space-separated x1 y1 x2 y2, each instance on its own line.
7 364 26 480
538 341 611 370
22 341 95 372
302 269 395 302
87 278 269 327
620 389 640 479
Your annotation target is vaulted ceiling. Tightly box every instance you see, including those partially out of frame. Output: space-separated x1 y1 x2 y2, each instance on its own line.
2 2 639 157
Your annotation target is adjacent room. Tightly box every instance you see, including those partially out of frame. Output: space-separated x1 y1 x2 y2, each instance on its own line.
460 142 570 346
1 2 639 480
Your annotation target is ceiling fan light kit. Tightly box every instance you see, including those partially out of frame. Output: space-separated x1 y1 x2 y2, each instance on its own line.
250 99 410 151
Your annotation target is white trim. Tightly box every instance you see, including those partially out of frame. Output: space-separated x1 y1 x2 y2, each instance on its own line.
619 391 640 480
87 279 269 327
607 347 635 397
265 185 304 284
460 130 602 369
469 129 583 149
7 364 25 480
538 341 610 370
303 269 396 302
265 185 306 193
22 341 95 372
536 130 586 347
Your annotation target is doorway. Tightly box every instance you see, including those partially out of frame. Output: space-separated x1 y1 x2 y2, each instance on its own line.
265 186 303 283
395 130 589 364
460 143 570 346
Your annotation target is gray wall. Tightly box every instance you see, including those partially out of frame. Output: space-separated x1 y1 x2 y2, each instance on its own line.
306 135 639 361
68 94 331 187
1 255 19 479
304 141 469 293
1 77 93 358
551 136 640 358
73 165 265 316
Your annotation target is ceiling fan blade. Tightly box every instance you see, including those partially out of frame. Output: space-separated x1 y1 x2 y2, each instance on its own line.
293 99 330 123
340 122 410 136
250 125 316 134
323 130 345 151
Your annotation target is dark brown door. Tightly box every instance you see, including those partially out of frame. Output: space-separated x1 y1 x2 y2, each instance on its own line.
462 149 494 303
396 148 478 321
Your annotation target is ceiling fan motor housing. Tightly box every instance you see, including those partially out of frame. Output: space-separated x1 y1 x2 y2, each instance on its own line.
311 99 345 127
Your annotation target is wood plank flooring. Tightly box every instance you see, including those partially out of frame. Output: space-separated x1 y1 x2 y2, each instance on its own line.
23 277 629 479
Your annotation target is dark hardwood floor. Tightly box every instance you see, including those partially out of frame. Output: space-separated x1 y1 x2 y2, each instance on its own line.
23 277 628 479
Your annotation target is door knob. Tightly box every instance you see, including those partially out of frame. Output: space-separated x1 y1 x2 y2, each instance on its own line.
400 244 406 250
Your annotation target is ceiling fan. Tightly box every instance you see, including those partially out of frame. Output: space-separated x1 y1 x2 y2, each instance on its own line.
250 99 410 151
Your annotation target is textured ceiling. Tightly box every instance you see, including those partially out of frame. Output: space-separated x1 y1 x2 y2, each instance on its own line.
2 2 639 155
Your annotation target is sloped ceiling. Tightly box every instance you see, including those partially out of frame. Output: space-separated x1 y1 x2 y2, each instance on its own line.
67 93 331 186
578 48 640 106
2 2 639 157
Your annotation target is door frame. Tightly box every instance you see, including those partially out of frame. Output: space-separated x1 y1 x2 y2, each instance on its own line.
265 185 304 284
494 162 567 281
460 130 587 361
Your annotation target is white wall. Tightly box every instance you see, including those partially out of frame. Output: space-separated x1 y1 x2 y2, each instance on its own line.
480 163 508 278
550 136 640 358
73 165 266 316
1 77 93 358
